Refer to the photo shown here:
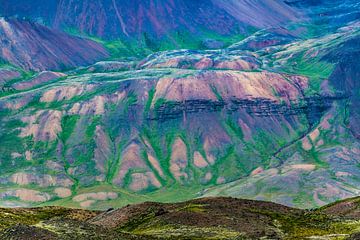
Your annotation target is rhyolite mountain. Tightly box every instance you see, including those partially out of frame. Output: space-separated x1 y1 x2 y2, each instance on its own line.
0 0 359 211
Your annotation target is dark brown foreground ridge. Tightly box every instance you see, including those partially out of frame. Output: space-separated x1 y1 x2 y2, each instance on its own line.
1 196 360 239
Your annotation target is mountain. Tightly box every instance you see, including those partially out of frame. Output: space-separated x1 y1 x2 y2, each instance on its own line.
0 0 300 54
0 0 359 212
0 21 359 209
1 196 360 239
0 0 299 38
0 18 108 71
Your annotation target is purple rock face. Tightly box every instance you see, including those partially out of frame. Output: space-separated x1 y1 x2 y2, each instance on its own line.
0 0 299 40
53 0 242 38
211 0 299 28
0 18 108 71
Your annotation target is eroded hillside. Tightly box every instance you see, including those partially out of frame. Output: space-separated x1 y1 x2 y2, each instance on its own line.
0 20 359 209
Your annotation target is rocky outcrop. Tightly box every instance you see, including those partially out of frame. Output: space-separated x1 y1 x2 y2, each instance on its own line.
146 70 313 120
54 187 72 198
10 172 73 187
149 100 225 121
112 142 162 191
73 192 118 208
149 96 339 126
154 71 307 102
93 126 112 180
0 189 51 202
170 138 189 182
69 96 106 115
20 110 63 141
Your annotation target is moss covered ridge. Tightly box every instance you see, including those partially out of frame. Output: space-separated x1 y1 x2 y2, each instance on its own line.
1 196 360 239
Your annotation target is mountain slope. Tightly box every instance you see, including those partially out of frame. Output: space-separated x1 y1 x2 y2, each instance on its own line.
0 28 358 209
212 0 299 28
325 35 360 139
0 0 359 212
0 18 108 71
0 0 300 44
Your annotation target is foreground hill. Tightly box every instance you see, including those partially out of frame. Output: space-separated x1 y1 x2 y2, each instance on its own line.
1 197 360 239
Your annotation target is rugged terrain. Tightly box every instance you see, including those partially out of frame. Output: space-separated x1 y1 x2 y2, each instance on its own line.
1 196 360 239
0 0 359 212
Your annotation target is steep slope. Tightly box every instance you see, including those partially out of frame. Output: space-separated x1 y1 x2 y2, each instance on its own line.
0 18 108 71
0 0 300 47
325 36 360 139
52 0 241 39
212 0 299 28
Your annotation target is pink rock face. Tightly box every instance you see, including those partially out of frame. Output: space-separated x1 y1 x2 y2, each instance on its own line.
0 18 108 71
170 137 189 182
213 59 258 70
153 71 306 104
20 110 63 142
112 142 162 191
